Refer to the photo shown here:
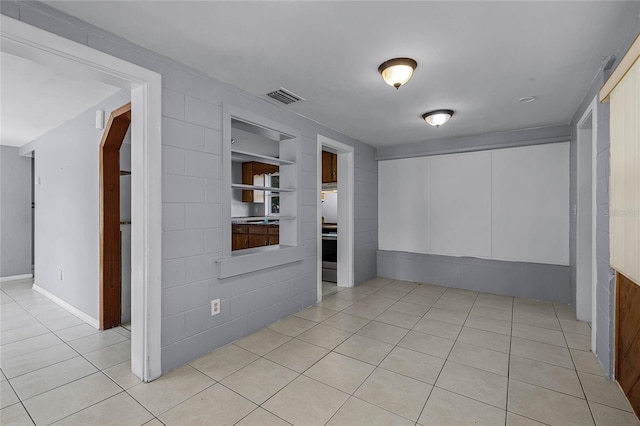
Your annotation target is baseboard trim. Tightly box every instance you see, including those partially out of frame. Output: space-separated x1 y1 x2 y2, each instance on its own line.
32 284 99 329
0 274 33 282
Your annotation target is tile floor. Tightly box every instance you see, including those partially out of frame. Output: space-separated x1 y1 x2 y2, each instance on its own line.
1 277 639 425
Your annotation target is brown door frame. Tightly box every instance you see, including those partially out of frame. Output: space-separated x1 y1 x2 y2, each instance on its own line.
100 102 131 330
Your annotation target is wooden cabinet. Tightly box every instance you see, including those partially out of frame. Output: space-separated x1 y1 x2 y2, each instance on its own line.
232 224 279 251
242 161 279 202
322 151 337 183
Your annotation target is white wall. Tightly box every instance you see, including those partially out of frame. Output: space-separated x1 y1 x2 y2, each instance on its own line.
379 142 570 266
0 146 32 277
23 89 130 321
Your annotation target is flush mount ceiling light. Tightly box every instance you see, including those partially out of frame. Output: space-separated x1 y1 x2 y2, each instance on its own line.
378 57 417 89
422 109 454 127
519 96 536 103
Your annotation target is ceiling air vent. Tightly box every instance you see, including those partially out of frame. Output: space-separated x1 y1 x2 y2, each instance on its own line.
266 87 305 105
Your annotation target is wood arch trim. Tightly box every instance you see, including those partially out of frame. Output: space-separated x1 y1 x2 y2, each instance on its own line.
100 102 131 330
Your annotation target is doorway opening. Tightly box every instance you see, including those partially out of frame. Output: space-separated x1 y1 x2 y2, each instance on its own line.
316 135 354 302
576 96 598 352
2 15 162 381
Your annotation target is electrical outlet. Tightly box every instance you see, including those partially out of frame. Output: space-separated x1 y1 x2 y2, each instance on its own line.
211 299 220 316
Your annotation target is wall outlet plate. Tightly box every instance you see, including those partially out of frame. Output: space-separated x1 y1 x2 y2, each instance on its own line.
211 299 220 316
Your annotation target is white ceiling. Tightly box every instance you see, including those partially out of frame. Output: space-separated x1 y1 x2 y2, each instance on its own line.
42 1 640 148
0 51 119 147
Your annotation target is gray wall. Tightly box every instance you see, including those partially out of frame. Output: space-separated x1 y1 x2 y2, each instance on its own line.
569 17 640 379
376 126 572 303
0 146 32 278
1 1 378 373
378 251 570 303
22 90 131 321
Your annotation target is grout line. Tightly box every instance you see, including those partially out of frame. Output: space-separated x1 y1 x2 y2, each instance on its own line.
505 291 515 426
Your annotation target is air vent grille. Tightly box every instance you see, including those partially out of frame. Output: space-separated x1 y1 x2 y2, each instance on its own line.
266 88 305 105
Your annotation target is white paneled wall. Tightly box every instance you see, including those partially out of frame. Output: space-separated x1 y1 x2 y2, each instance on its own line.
379 142 570 266
609 59 640 284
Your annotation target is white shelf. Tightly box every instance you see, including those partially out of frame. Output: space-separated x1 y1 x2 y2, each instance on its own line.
231 216 295 221
231 149 294 166
231 184 294 192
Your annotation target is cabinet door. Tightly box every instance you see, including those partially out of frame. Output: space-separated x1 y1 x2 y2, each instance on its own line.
241 162 254 202
268 235 279 246
249 234 269 248
331 153 338 182
232 233 249 250
322 151 333 183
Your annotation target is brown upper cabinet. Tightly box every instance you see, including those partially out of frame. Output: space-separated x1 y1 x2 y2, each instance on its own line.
322 150 337 183
242 161 279 202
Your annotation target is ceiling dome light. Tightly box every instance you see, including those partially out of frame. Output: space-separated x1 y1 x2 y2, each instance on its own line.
422 110 454 127
519 96 536 103
378 58 417 89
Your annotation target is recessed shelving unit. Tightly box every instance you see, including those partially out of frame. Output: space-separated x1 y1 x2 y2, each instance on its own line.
231 149 294 166
231 183 293 192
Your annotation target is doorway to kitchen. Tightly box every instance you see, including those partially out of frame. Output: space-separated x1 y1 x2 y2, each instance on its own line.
317 135 354 302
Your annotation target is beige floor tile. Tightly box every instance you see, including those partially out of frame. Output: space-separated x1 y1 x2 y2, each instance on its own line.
508 379 594 426
578 371 634 412
512 323 566 347
506 412 547 426
10 356 97 400
589 401 640 426
510 355 583 397
333 290 370 303
571 349 604 376
53 391 153 426
356 321 408 345
418 387 506 426
159 383 255 426
1 380 19 409
317 296 355 311
2 343 77 379
565 332 591 351
263 375 349 426
327 396 413 426
296 324 352 349
374 310 421 329
470 304 512 322
128 365 215 416
432 299 474 313
84 340 131 370
1 402 34 426
268 315 317 337
190 343 259 380
233 328 291 356
236 407 291 426
474 294 513 311
423 307 468 325
54 324 101 342
398 330 454 359
387 280 420 292
400 293 438 307
67 329 128 354
380 346 444 385
510 337 574 369
222 358 298 404
513 299 555 314
46 315 85 331
457 327 511 354
1 333 62 360
413 318 462 340
264 339 329 373
142 419 163 426
1 315 40 334
342 301 389 320
22 372 121 425
448 341 509 376
103 360 142 389
0 323 50 346
465 315 512 336
334 334 394 366
388 300 430 316
304 352 374 394
372 288 408 301
293 306 337 322
513 311 561 331
560 319 591 335
554 304 578 321
354 367 432 422
321 312 370 332
435 361 508 409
